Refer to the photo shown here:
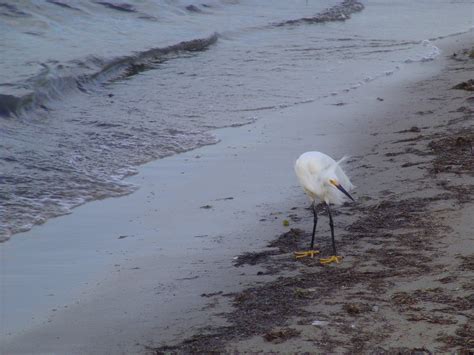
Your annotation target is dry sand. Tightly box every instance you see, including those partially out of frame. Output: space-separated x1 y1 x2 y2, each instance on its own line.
1 35 473 354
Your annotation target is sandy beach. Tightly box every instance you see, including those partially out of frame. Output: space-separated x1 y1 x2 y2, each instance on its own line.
151 36 474 353
1 31 473 355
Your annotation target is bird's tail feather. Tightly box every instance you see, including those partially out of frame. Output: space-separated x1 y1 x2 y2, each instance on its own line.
335 156 355 190
336 155 350 166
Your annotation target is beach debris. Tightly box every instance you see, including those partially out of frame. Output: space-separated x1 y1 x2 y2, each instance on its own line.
234 292 252 304
311 320 329 327
294 287 316 299
96 2 137 12
201 291 223 298
282 219 290 227
396 130 423 139
263 328 301 343
454 135 470 146
460 47 474 59
186 5 202 13
275 0 364 27
233 248 280 267
395 126 423 134
455 136 472 151
437 322 474 350
343 303 360 315
263 228 303 255
342 303 370 316
215 196 234 201
456 105 474 113
429 131 474 174
437 275 457 284
200 204 213 209
176 275 199 281
452 79 474 91
416 110 434 115
406 312 457 325
282 228 303 238
458 254 474 271
288 213 301 222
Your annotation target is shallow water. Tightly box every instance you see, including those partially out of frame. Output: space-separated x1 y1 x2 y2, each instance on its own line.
1 0 473 239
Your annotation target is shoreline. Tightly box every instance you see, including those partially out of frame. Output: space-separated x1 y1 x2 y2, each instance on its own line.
1 33 473 353
151 39 474 352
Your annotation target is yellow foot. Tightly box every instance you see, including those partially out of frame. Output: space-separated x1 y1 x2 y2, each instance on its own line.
294 250 320 259
319 255 343 265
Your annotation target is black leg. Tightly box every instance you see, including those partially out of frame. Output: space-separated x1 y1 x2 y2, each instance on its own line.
310 201 318 249
326 203 337 255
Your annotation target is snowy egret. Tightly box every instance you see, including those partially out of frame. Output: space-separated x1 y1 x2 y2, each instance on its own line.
294 151 354 264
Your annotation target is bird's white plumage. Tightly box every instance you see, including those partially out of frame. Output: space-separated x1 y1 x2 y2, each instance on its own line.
295 151 354 205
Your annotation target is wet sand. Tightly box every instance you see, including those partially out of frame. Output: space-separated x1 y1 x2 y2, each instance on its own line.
1 35 473 354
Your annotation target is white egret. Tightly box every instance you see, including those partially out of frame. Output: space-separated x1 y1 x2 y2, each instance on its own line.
294 151 354 264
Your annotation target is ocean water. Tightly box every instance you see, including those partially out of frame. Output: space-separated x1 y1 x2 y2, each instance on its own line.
0 0 472 240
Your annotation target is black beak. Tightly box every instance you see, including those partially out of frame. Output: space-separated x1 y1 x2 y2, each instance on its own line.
335 183 355 202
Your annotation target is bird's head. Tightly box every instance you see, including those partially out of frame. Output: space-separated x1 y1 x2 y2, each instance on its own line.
329 178 354 202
